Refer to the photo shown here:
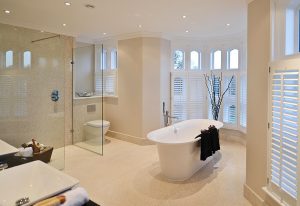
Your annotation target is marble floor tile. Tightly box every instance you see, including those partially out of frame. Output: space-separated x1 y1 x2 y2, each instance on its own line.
64 137 251 206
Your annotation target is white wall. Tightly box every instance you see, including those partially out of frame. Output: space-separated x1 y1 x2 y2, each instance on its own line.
142 38 171 138
244 0 271 204
105 38 144 140
104 37 171 142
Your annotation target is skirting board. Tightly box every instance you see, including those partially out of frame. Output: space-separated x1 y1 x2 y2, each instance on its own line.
244 184 284 206
244 184 265 206
106 130 153 145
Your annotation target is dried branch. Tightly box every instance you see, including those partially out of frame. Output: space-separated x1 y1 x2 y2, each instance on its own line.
218 75 234 108
203 72 234 120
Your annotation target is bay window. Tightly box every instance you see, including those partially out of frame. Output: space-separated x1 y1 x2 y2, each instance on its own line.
171 46 246 131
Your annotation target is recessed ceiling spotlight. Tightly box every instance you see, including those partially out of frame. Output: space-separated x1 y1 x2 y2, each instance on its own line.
4 10 11 14
185 30 189 33
85 4 95 9
62 23 67 27
182 15 187 19
65 2 71 6
103 32 107 35
138 24 142 28
226 23 231 26
40 30 44 33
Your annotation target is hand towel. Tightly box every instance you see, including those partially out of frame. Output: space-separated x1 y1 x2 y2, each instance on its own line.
18 147 33 157
61 187 89 206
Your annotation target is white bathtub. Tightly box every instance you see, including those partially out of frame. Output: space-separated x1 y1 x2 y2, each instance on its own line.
147 119 223 181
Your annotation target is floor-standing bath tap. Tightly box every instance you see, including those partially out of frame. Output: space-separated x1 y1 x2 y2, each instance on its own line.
163 102 177 127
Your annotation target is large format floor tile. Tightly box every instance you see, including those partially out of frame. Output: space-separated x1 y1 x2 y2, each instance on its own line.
64 137 251 206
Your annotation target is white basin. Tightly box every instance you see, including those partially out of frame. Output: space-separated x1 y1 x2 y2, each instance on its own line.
0 160 79 206
0 139 18 157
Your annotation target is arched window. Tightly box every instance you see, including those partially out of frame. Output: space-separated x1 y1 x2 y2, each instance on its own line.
229 49 239 69
173 50 184 70
23 51 31 68
190 51 200 70
5 50 13 68
111 49 117 69
212 50 221 70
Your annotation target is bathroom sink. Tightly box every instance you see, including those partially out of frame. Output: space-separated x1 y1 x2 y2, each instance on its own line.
0 139 19 157
0 160 79 206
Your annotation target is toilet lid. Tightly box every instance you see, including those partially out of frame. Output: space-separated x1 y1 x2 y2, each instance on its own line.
86 120 110 128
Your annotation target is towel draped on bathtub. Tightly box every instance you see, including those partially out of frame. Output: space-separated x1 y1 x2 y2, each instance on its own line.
195 125 220 161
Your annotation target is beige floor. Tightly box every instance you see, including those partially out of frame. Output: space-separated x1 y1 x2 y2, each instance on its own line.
64 137 251 206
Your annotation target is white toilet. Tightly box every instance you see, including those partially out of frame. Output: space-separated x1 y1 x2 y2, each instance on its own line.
84 120 110 143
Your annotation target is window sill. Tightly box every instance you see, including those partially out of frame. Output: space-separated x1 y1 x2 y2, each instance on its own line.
262 187 287 206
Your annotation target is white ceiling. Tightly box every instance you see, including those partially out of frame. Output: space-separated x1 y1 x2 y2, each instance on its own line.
0 0 247 41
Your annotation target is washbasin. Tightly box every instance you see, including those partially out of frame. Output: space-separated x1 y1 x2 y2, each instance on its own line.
0 160 79 206
0 139 19 157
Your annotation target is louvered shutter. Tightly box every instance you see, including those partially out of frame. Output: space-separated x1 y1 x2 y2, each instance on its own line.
240 75 247 127
269 69 299 206
223 75 237 125
171 72 188 121
95 71 103 96
95 47 118 97
188 72 207 119
103 70 117 96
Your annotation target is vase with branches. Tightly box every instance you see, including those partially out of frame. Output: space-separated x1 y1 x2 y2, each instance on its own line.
204 72 234 121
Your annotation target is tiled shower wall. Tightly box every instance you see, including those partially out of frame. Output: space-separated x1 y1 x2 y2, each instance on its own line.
0 23 73 149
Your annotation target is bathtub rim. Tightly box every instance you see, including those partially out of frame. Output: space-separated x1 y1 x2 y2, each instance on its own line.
147 119 223 145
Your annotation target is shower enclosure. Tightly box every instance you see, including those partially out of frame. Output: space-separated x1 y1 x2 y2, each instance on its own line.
0 23 72 169
72 43 104 155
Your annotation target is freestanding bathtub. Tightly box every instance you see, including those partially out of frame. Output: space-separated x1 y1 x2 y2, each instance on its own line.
147 119 223 181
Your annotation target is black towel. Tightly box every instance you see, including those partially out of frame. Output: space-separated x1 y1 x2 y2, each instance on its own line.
195 125 220 161
200 129 213 161
209 125 220 153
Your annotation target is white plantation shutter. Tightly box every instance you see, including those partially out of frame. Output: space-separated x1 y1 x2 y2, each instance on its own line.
240 75 247 127
95 46 118 97
95 70 117 96
269 69 299 206
95 71 103 96
223 75 237 126
188 73 207 119
171 72 206 121
171 73 188 121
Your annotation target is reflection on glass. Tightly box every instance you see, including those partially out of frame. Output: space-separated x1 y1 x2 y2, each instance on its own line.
174 50 184 70
111 49 117 69
102 50 107 70
5 50 13 68
23 51 31 68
